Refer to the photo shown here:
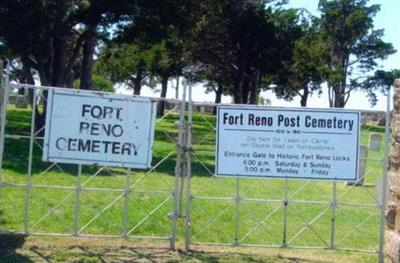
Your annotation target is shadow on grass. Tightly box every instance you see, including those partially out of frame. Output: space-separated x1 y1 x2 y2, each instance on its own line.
176 250 320 263
3 138 128 176
0 234 32 263
5 108 32 136
3 136 215 178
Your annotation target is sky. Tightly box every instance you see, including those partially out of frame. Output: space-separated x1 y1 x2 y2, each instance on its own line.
119 0 400 111
278 0 400 111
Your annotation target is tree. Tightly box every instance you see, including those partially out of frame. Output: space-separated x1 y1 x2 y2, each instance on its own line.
0 0 136 129
190 0 269 104
318 0 396 108
188 63 231 112
364 69 400 105
95 43 150 95
271 16 327 107
1 1 77 87
115 0 195 116
75 0 138 90
190 0 301 105
147 41 184 116
0 0 78 130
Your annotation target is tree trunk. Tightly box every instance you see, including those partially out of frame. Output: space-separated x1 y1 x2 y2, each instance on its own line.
22 60 35 86
215 84 223 104
242 78 250 104
233 64 246 104
331 71 347 108
328 86 333 108
20 58 47 134
157 76 169 116
333 87 345 108
249 69 260 104
21 58 36 107
65 69 74 88
133 67 144 95
0 60 3 116
233 80 244 104
175 76 180 99
213 83 223 115
300 85 309 107
52 35 67 87
80 23 97 90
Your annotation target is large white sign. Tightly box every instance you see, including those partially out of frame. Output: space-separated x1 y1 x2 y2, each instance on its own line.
43 89 156 169
216 106 360 180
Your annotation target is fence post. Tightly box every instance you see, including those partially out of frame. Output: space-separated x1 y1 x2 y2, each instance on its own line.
73 164 82 236
0 59 3 214
184 82 193 251
0 59 4 199
330 181 337 249
178 127 187 217
23 87 37 234
282 177 289 247
170 83 187 250
123 168 131 238
234 177 240 245
0 59 2 108
0 60 9 196
378 86 391 262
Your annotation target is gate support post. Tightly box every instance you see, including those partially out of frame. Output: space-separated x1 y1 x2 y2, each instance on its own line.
123 168 131 238
0 60 4 203
170 82 187 249
282 178 288 248
178 125 187 217
23 89 37 234
330 181 337 249
234 177 240 246
184 82 193 251
73 164 82 236
0 60 9 196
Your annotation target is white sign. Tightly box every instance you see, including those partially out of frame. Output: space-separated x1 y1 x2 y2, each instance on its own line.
216 106 360 180
43 89 156 169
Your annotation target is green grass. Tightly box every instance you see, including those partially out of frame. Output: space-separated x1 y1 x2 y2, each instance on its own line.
0 105 386 260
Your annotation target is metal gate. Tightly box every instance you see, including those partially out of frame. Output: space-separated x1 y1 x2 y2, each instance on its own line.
182 84 390 262
0 63 187 249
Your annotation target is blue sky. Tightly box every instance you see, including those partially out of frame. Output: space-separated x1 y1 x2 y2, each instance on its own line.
369 0 400 71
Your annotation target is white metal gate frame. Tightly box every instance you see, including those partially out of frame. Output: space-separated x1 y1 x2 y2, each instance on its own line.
0 63 188 249
182 83 390 262
0 62 392 261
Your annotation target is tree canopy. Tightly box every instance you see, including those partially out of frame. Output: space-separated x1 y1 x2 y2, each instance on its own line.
0 0 397 109
318 0 396 108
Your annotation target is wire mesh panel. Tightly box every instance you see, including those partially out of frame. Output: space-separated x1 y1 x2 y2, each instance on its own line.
0 82 184 247
186 99 388 258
